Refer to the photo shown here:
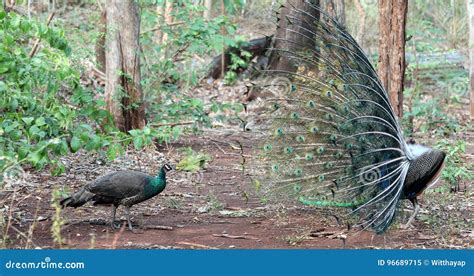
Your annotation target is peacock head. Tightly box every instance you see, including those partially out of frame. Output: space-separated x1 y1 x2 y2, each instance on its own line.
403 144 446 199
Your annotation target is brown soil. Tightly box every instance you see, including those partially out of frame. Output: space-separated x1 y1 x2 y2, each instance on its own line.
2 130 472 249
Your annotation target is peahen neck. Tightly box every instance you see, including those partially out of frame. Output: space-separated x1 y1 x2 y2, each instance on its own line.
149 167 167 192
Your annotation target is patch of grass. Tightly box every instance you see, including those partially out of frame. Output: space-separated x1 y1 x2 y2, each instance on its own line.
176 148 212 172
283 234 306 246
163 197 184 210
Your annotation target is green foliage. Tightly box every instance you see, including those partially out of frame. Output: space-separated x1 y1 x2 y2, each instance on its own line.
0 10 116 176
434 139 473 191
176 147 211 172
139 0 243 129
224 47 252 85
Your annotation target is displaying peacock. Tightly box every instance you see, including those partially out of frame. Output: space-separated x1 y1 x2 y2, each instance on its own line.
60 164 173 230
250 2 446 233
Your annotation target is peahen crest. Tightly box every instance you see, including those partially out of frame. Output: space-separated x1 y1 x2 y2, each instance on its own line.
249 1 444 233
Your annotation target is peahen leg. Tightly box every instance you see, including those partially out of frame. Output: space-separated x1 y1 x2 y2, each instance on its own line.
125 206 133 231
110 205 118 229
402 198 420 229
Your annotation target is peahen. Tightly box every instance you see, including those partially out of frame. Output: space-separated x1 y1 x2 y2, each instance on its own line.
251 2 446 233
60 164 173 230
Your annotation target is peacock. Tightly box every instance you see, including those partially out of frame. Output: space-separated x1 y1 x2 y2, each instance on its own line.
250 2 446 233
60 164 173 230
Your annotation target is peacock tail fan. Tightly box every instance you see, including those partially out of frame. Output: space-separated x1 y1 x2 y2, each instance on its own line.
249 1 413 233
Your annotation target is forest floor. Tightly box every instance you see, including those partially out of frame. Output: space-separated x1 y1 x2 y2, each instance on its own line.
2 125 473 249
1 4 473 250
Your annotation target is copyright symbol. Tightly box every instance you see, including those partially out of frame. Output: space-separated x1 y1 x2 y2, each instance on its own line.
424 260 429 266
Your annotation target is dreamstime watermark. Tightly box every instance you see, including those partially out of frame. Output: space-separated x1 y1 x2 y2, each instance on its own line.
1 164 27 188
359 166 382 185
4 257 85 270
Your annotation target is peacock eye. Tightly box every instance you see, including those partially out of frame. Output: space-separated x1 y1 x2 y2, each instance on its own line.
305 153 313 161
318 175 325 182
291 112 300 120
317 146 325 155
275 128 284 136
324 162 334 169
294 168 303 176
307 100 315 108
293 184 302 192
273 103 280 110
264 144 273 151
284 147 294 154
310 126 319 134
290 84 297 92
325 90 332 98
271 164 279 172
296 135 305 142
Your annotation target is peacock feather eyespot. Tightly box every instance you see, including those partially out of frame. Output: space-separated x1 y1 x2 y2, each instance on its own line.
325 113 333 121
317 146 325 155
284 146 294 154
324 90 333 98
273 103 280 110
305 153 314 161
334 151 343 159
324 162 334 169
307 100 316 108
345 143 353 150
291 112 300 120
275 128 284 136
263 144 273 151
296 135 305 142
290 83 297 92
329 134 337 143
318 175 325 182
294 168 303 177
271 164 279 173
309 126 319 134
293 184 302 193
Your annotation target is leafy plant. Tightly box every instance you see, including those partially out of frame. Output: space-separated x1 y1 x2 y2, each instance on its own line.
0 10 106 175
176 147 212 172
434 139 473 192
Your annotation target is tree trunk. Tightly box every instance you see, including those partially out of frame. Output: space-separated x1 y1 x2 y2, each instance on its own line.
162 0 173 43
105 0 145 132
353 0 366 49
154 2 164 44
203 0 212 20
468 0 474 119
377 0 407 118
95 10 106 72
268 0 320 72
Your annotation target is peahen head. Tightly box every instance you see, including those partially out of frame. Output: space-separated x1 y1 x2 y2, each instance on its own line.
158 163 173 179
403 145 446 199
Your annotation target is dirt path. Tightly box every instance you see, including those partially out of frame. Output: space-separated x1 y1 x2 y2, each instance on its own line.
2 130 473 249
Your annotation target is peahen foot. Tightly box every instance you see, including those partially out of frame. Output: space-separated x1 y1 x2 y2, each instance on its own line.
401 198 420 229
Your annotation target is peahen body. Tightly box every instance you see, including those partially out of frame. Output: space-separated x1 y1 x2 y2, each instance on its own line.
60 164 173 230
251 2 446 233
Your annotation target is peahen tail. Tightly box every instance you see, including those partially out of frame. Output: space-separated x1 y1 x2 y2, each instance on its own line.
60 187 94 208
249 1 444 233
